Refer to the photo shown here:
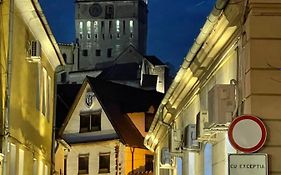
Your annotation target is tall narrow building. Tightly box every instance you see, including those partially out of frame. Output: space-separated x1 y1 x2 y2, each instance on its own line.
75 0 148 70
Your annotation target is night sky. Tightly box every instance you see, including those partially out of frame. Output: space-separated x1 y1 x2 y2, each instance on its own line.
39 0 215 71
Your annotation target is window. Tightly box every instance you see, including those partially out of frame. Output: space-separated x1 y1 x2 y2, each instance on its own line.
116 20 120 33
101 21 104 32
10 144 16 175
80 111 101 133
204 143 212 175
33 159 38 175
78 154 89 174
109 21 112 33
93 21 98 33
105 5 114 19
107 48 112 58
79 21 83 39
123 20 126 34
44 165 48 175
64 156 67 175
96 49 101 56
145 154 153 172
145 113 154 132
99 153 110 173
87 21 91 39
130 20 134 38
41 68 51 118
82 49 88 56
129 20 134 33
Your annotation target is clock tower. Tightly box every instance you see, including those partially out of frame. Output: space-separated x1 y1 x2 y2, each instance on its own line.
75 0 148 70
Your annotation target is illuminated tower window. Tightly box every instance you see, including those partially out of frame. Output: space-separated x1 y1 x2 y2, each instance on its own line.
94 21 98 33
130 20 134 38
79 21 83 39
87 21 91 39
116 20 120 33
129 20 134 33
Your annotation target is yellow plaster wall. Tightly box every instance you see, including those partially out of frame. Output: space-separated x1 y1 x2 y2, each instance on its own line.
0 1 59 174
55 143 66 175
124 146 153 175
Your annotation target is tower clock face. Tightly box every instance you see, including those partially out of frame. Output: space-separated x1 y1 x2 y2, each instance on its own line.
89 4 102 17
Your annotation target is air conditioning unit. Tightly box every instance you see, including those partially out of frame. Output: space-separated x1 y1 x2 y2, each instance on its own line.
183 124 200 151
207 84 235 129
160 147 172 165
168 129 182 153
195 111 211 141
27 40 41 62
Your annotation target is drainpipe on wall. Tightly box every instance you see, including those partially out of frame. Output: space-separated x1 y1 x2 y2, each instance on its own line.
51 65 65 175
130 147 135 175
145 0 230 150
2 0 15 174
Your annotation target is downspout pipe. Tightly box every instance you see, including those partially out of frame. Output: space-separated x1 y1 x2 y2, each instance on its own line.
145 0 230 150
2 0 15 174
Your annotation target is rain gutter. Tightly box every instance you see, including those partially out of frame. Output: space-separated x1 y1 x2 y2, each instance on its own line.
144 0 230 151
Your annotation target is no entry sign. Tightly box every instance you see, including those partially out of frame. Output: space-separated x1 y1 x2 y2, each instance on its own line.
228 115 267 153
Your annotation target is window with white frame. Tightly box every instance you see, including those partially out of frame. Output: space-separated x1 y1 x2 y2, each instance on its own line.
36 67 51 120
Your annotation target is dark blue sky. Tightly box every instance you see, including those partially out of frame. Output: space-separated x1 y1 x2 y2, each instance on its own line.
39 0 215 70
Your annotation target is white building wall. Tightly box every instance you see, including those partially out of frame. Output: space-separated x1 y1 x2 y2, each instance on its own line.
66 140 122 175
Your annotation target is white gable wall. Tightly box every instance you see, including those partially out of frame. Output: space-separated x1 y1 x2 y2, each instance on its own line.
64 84 115 134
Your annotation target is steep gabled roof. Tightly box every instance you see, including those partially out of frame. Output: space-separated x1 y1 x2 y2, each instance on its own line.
87 77 164 148
56 84 82 137
58 77 163 148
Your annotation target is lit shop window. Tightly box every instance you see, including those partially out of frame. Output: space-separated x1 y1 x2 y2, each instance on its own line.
87 21 91 39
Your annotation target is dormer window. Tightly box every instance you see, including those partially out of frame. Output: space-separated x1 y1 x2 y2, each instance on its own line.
80 111 101 133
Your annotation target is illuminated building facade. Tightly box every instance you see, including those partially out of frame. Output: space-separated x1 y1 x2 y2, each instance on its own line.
56 77 163 174
0 0 64 174
75 0 147 70
144 0 281 174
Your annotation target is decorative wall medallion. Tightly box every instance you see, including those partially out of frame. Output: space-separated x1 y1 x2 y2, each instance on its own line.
85 92 95 108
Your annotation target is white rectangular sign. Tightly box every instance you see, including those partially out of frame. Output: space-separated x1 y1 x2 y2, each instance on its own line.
228 154 268 175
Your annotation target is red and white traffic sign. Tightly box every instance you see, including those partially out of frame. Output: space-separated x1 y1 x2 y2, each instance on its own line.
228 115 267 153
